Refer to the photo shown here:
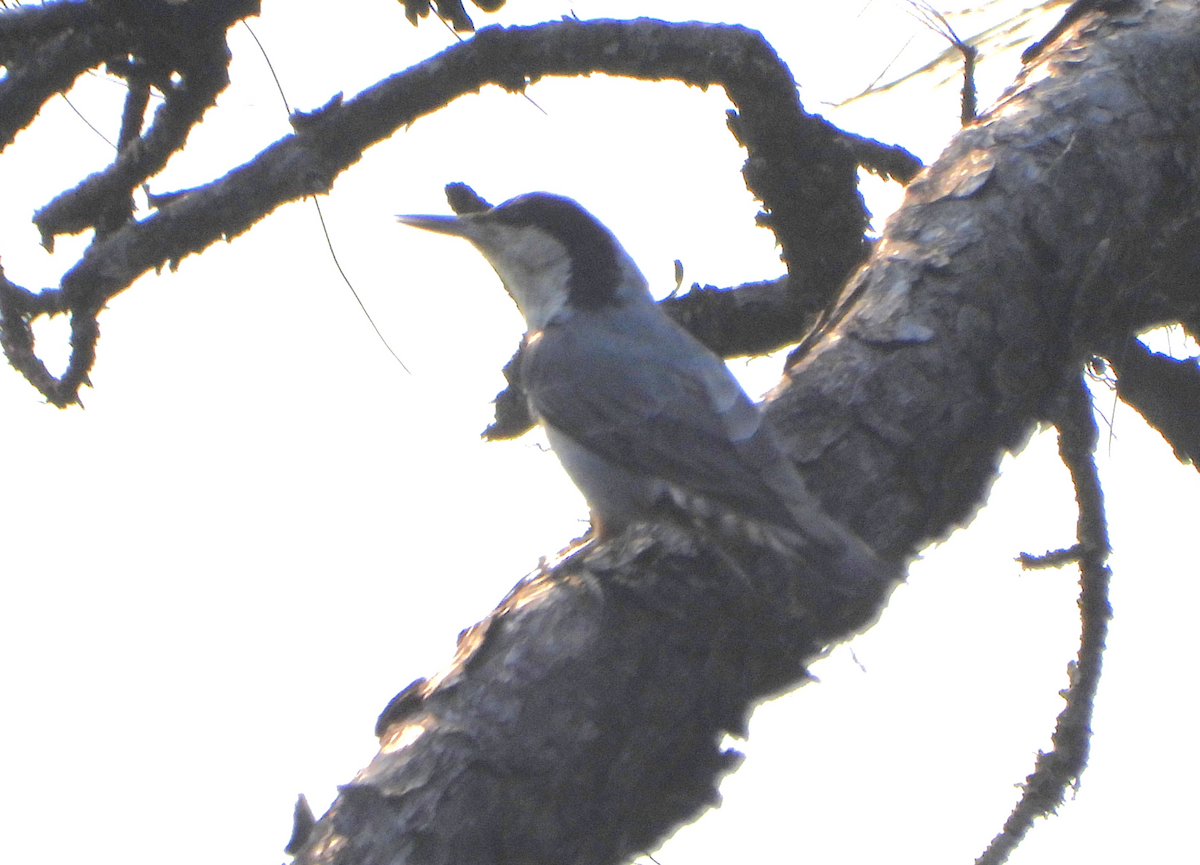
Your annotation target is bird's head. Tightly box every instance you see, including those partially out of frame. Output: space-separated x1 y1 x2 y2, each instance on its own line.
398 192 651 331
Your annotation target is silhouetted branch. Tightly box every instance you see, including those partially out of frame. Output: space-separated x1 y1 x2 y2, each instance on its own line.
1017 542 1083 569
1 16 915 407
840 130 923 183
978 376 1112 865
1106 337 1200 468
0 0 259 406
903 1 978 123
33 0 254 244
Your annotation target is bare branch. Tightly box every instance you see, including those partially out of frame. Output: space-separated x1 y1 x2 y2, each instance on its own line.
840 129 923 183
33 1 253 244
1017 542 1084 569
902 1 978 123
0 0 259 405
977 376 1112 865
1106 337 1200 468
1 16 916 407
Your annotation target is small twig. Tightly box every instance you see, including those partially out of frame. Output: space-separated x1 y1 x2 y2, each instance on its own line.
902 1 977 123
1016 543 1083 570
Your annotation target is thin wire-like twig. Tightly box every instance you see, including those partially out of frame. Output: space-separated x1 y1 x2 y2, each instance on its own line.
901 0 978 122
241 20 411 373
428 1 548 115
310 200 411 373
59 93 117 150
241 20 291 114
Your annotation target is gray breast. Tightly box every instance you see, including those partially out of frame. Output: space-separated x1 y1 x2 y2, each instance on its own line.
541 421 668 536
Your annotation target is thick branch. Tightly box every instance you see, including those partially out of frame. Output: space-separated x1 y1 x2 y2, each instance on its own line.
0 0 96 53
775 0 1198 547
289 3 1200 864
301 527 869 865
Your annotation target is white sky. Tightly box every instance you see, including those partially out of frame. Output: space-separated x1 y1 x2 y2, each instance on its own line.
0 2 1196 864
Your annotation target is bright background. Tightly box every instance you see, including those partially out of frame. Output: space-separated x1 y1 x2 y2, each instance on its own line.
1 2 1195 864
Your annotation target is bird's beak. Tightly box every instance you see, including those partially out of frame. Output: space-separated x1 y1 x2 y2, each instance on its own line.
395 214 472 237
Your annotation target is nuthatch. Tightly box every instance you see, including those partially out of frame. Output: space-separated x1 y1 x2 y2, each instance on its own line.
398 193 891 583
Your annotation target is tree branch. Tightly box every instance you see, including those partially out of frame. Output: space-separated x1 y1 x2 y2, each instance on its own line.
288 4 1199 863
0 26 103 150
32 0 258 244
0 16 918 406
303 526 866 865
978 376 1112 865
1106 337 1200 469
0 0 259 405
33 35 235 245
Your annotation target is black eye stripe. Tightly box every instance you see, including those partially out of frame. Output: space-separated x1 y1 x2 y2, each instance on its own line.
489 194 621 309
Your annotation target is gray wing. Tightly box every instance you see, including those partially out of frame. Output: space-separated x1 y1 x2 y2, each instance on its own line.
522 311 799 529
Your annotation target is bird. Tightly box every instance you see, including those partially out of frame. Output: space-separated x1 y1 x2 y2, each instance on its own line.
397 192 893 585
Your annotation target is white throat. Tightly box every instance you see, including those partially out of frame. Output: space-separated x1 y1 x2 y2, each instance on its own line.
466 220 654 331
472 225 574 330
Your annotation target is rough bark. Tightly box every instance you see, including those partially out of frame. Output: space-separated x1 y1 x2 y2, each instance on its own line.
290 3 1200 864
